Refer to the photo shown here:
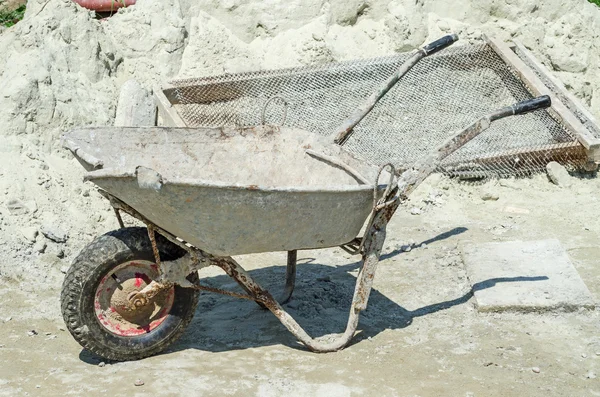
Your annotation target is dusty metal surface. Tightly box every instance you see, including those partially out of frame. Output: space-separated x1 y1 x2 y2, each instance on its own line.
108 195 275 305
63 125 389 256
102 175 390 352
91 96 543 353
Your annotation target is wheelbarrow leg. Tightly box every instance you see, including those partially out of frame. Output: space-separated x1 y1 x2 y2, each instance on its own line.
113 208 125 229
211 204 392 352
232 250 296 308
280 250 297 304
110 189 392 352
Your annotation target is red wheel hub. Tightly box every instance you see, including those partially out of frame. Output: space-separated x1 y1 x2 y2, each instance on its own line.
94 260 174 336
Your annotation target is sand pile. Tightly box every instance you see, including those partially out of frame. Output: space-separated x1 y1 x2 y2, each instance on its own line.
177 0 600 111
0 0 186 287
0 0 599 289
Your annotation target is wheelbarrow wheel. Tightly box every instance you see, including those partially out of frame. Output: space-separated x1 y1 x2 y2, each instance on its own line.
60 227 200 361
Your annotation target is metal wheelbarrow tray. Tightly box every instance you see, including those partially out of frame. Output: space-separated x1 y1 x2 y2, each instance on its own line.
60 35 557 361
63 125 385 256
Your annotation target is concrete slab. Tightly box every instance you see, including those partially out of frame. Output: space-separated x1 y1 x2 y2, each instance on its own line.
461 239 595 312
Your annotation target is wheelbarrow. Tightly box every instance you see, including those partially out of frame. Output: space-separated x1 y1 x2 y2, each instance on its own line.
59 34 552 361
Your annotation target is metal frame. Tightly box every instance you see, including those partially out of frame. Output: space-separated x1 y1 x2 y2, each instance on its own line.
109 191 396 352
107 95 551 352
483 35 600 165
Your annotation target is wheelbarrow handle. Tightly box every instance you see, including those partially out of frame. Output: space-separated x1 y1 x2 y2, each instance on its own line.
434 95 552 162
384 95 553 202
331 34 460 145
422 34 459 56
490 95 551 121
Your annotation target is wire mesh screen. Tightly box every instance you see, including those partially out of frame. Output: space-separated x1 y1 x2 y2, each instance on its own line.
167 42 588 178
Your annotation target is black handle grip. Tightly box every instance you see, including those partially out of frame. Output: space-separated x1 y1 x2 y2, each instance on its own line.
422 34 459 56
512 95 551 115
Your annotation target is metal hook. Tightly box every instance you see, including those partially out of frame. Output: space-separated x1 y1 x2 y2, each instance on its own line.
261 96 288 127
358 163 397 254
373 163 397 211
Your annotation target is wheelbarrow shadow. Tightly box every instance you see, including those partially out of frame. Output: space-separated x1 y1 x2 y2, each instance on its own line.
77 227 548 362
171 267 547 355
167 227 547 355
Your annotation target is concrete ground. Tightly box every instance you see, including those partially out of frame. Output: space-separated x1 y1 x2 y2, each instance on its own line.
462 238 595 312
0 173 599 396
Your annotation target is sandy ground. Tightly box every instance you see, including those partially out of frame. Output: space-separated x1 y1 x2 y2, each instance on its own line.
1 173 598 396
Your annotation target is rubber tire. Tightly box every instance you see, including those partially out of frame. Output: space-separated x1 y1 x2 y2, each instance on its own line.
60 227 200 361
